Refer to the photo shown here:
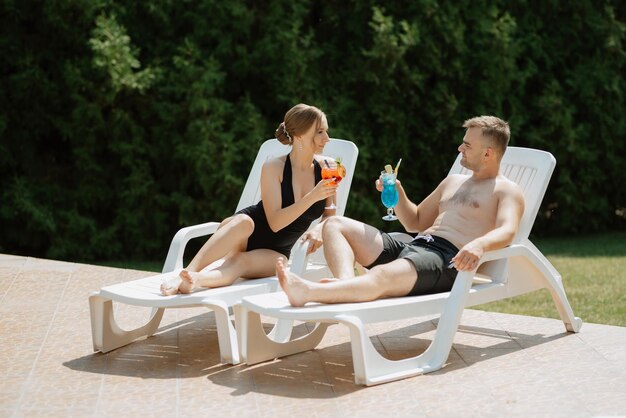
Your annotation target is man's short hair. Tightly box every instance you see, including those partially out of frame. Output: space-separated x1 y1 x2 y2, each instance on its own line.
462 116 510 157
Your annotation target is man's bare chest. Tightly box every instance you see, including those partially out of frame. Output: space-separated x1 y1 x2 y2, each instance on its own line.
439 180 499 214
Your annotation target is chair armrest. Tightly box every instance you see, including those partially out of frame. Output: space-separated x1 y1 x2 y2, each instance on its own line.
162 222 220 273
479 244 525 263
289 240 310 277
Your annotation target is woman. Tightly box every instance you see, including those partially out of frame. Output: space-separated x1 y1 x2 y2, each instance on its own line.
161 103 337 295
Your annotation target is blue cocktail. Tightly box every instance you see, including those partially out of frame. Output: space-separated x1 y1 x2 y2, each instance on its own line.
381 171 399 221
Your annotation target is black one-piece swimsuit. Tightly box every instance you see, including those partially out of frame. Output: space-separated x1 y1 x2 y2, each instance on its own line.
235 154 326 258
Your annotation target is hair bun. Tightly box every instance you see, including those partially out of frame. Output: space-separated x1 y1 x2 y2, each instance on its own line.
275 121 293 145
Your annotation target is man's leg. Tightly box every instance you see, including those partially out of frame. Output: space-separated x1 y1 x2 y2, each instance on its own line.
276 257 417 307
322 216 385 279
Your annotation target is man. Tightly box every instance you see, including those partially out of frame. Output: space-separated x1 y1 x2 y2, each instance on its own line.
277 116 525 307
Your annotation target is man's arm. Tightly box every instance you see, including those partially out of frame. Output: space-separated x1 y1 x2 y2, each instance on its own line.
394 179 444 233
451 182 525 271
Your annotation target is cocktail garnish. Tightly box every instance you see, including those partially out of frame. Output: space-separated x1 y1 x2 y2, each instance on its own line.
394 158 402 174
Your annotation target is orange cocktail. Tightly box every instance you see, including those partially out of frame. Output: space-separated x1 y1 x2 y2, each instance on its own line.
322 159 346 209
321 164 346 185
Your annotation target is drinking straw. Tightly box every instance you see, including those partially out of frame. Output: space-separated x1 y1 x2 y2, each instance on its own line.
394 158 402 174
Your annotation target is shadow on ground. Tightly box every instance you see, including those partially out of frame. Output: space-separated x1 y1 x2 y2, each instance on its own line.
64 311 574 398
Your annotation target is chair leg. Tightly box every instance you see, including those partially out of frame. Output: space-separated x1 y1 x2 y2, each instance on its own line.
200 299 241 364
522 244 583 333
268 319 295 343
89 292 164 353
544 277 583 332
338 314 431 385
337 273 475 386
234 304 330 365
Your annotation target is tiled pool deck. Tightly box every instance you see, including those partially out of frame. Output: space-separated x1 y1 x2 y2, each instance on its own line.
1 253 624 417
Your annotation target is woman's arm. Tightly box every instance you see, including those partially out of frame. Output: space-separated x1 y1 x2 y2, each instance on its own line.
299 215 331 254
261 158 335 232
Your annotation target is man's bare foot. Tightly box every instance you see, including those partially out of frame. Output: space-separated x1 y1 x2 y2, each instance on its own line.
177 270 198 294
276 257 313 307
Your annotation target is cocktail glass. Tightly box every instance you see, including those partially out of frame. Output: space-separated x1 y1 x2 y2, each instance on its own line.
322 159 346 210
381 171 398 221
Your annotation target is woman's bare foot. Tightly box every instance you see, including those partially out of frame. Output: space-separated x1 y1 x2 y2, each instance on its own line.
275 257 314 307
177 270 198 294
160 275 182 296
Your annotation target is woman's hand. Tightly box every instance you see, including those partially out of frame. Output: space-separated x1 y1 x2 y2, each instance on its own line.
310 178 337 202
301 227 323 255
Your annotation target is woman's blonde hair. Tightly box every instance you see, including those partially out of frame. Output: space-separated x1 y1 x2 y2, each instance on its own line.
275 104 325 145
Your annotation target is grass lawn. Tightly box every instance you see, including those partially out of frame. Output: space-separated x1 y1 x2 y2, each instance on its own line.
100 231 626 327
473 231 625 327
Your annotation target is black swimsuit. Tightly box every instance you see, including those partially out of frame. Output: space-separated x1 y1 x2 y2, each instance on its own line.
236 154 326 258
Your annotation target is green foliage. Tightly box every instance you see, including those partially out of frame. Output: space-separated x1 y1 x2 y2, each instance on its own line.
475 231 626 327
1 0 624 262
89 13 158 94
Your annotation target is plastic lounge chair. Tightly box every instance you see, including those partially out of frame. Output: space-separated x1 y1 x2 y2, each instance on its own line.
89 138 359 364
236 146 583 385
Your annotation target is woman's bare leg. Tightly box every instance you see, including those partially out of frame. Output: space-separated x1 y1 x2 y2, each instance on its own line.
160 214 254 295
186 214 254 272
177 249 284 293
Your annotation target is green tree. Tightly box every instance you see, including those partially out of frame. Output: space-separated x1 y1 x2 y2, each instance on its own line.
1 1 624 262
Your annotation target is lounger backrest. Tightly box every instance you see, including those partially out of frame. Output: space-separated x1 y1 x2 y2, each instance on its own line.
236 138 359 217
448 146 556 243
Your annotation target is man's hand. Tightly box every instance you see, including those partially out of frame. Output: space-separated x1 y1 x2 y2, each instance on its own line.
375 177 401 192
450 240 485 271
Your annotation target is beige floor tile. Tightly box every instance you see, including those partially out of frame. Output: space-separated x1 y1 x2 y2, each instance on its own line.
19 376 102 410
17 407 95 418
22 257 77 273
0 268 18 280
96 402 177 418
0 270 17 303
0 345 41 376
0 374 28 410
97 375 178 406
576 322 626 361
2 255 625 417
0 319 50 345
0 253 28 262
582 387 626 417
452 324 523 350
0 408 18 418
179 401 258 418
454 347 523 365
378 335 436 353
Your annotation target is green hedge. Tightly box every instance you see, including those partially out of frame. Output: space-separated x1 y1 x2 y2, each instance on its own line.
1 1 624 261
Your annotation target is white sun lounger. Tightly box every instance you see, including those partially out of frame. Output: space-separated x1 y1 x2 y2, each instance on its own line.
89 138 359 364
236 146 583 385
